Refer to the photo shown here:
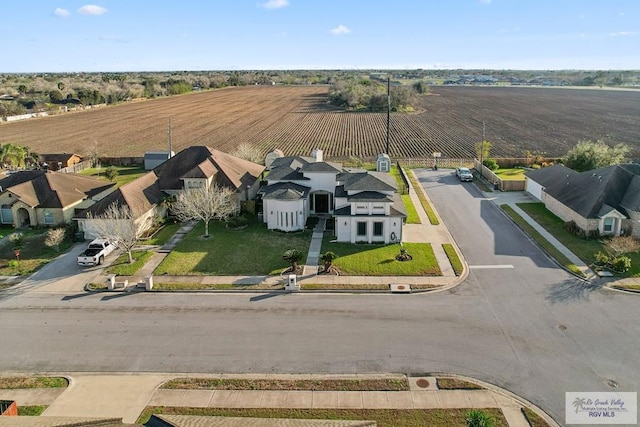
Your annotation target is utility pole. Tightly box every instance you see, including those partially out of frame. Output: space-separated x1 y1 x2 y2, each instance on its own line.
480 121 486 179
386 75 390 155
168 118 173 158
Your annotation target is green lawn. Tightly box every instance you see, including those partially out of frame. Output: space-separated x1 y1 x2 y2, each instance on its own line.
320 241 441 276
494 168 526 180
105 250 154 276
0 229 74 276
516 203 640 277
154 219 312 275
401 194 421 224
140 222 182 246
442 243 463 276
407 172 439 225
138 408 509 427
79 164 146 187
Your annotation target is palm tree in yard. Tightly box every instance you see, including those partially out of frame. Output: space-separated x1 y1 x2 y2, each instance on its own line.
282 249 303 272
320 251 338 273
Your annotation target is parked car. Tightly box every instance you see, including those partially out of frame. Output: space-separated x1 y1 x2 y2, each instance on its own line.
456 167 474 182
77 238 116 266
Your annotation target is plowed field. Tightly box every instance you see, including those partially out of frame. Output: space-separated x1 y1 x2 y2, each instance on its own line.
2 85 639 159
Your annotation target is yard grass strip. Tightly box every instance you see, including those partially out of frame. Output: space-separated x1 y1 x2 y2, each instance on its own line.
301 283 439 291
407 172 439 225
140 223 182 246
105 250 154 276
162 378 409 391
18 405 47 415
436 377 483 390
522 407 553 427
442 243 463 276
402 194 421 224
501 205 585 278
137 407 509 427
0 377 68 389
153 283 283 291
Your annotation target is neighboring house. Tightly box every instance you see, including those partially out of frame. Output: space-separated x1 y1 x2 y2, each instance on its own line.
144 150 174 170
260 150 406 243
153 146 265 202
525 163 640 237
0 170 114 228
77 171 165 240
40 153 83 171
76 146 265 238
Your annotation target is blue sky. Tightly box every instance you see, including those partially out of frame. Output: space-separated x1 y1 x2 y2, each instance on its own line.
3 0 639 72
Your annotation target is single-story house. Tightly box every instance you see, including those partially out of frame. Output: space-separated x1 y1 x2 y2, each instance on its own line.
525 163 640 237
40 153 83 171
77 171 165 240
153 146 265 202
259 150 406 243
76 146 265 238
0 170 115 228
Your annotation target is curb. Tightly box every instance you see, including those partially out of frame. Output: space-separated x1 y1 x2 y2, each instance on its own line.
427 372 561 427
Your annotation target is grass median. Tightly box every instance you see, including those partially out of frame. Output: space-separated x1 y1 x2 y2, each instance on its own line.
407 171 439 225
501 205 585 277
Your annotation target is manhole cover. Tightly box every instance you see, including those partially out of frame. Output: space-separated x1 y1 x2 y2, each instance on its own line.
398 285 406 290
558 324 567 330
607 379 619 388
415 378 430 388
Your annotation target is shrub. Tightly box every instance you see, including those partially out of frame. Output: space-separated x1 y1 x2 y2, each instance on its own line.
7 260 19 269
466 409 494 427
610 256 631 273
593 251 610 266
226 215 248 229
104 165 119 181
564 220 583 237
482 158 499 171
9 232 24 247
531 164 541 170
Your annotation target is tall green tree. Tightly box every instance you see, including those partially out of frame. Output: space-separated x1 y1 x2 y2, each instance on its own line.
565 140 629 172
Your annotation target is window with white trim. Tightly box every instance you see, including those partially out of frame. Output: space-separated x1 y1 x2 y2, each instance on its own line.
357 222 367 236
43 210 54 224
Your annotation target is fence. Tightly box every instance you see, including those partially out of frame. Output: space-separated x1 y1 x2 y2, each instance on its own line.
473 159 526 191
395 161 410 194
396 157 474 169
58 160 93 174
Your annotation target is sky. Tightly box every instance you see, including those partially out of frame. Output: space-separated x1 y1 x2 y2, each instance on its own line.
2 0 640 72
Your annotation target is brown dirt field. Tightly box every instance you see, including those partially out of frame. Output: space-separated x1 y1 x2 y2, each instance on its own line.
2 85 639 160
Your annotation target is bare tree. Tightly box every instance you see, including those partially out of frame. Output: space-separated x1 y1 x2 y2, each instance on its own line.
604 235 640 257
172 184 237 237
44 228 66 252
232 143 264 164
84 202 151 263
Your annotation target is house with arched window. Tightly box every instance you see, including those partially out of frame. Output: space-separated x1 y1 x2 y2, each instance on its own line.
0 170 114 228
260 150 406 243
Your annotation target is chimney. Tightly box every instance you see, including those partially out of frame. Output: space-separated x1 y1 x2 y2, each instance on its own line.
311 149 323 162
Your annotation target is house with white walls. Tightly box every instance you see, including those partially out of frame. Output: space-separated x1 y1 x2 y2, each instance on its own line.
260 150 406 243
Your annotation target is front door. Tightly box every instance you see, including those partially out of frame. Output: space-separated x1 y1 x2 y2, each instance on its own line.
315 193 329 214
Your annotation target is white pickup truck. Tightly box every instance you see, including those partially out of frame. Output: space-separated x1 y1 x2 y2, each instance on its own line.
77 238 116 266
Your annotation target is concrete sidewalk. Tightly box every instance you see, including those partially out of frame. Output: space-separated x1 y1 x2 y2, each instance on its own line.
0 373 555 426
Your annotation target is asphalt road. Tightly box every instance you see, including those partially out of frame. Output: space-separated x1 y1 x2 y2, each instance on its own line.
0 169 638 425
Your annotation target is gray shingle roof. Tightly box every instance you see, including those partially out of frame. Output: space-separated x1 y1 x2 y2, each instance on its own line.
347 191 393 202
342 172 396 192
533 163 640 218
261 182 310 200
300 161 342 173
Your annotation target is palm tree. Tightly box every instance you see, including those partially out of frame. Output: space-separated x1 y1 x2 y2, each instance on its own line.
0 143 28 169
282 249 303 272
320 251 338 273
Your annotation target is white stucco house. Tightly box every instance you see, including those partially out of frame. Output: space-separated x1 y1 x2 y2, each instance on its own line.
259 150 406 243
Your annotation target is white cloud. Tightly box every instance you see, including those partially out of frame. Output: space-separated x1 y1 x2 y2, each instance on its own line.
78 5 108 15
261 0 289 9
330 25 351 35
610 31 635 37
54 8 69 17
